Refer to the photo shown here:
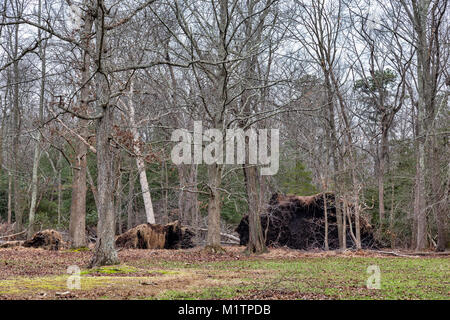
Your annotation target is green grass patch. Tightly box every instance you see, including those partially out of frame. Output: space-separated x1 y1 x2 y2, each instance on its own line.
156 285 252 300
64 247 90 253
1 250 448 299
81 265 140 275
0 275 161 295
199 257 449 299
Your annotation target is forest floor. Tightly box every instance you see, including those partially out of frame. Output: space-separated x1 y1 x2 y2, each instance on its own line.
0 246 448 300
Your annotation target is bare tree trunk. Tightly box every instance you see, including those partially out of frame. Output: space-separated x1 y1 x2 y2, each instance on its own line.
115 166 122 235
182 164 200 240
378 156 385 227
57 153 62 226
399 0 446 251
161 159 168 225
127 82 155 224
27 139 41 238
325 73 344 248
323 192 329 250
354 196 362 250
69 145 87 247
177 164 192 224
244 165 267 254
127 171 136 230
342 194 347 249
191 165 199 232
136 157 155 224
7 172 12 225
414 22 429 251
164 41 198 227
415 142 427 250
69 134 88 246
27 0 46 239
206 163 222 248
352 179 362 250
410 102 419 249
435 160 449 251
69 9 94 248
0 96 4 179
430 101 447 251
89 1 119 267
344 197 357 246
205 0 229 251
433 140 448 251
377 124 390 233
0 63 10 195
177 164 199 225
12 21 22 233
241 0 272 255
178 165 188 224
390 181 395 249
90 102 119 267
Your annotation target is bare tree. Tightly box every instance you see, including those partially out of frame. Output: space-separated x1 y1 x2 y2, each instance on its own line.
399 0 448 251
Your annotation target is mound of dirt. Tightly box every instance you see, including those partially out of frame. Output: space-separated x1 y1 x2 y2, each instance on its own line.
23 230 64 250
115 220 195 249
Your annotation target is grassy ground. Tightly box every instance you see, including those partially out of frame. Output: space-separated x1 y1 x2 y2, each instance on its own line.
0 246 448 300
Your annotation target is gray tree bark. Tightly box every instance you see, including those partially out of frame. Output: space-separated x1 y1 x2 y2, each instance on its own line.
89 0 119 267
69 8 94 248
27 0 47 239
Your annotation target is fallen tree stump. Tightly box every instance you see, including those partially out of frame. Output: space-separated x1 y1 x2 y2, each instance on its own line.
115 221 195 249
236 193 378 250
23 230 64 250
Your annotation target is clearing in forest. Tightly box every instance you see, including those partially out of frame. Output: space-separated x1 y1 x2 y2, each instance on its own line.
0 246 448 300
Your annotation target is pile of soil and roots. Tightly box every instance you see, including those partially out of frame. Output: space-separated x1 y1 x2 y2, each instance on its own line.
236 193 377 250
23 230 64 250
115 220 195 249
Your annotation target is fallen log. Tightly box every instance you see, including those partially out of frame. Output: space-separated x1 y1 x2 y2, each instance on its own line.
115 220 195 249
0 240 24 248
195 228 240 243
367 249 450 257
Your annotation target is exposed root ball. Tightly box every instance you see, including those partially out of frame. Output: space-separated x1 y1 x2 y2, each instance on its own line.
236 193 377 250
164 221 196 249
23 230 63 250
115 220 195 249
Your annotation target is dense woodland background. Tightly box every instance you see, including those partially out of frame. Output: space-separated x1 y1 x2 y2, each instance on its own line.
0 0 448 266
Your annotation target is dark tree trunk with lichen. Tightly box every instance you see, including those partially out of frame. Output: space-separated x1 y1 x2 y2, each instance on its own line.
243 165 267 254
89 103 119 267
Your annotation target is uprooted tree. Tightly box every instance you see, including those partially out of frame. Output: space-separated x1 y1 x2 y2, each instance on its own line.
236 193 377 250
115 221 195 249
23 230 64 250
